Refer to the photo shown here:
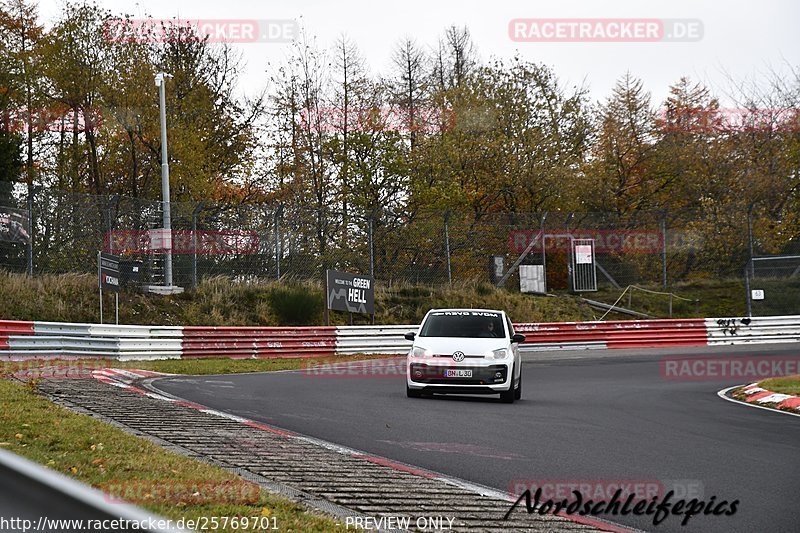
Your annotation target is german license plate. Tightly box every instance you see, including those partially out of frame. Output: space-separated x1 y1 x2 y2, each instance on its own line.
444 369 472 378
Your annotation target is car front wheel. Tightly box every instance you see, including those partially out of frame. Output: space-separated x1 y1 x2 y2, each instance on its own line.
500 376 516 403
407 384 423 398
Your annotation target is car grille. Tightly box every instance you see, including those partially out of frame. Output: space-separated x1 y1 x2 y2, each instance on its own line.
409 363 508 385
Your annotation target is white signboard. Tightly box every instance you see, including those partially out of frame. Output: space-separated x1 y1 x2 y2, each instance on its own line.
575 244 593 264
520 265 545 294
751 289 765 301
148 228 172 250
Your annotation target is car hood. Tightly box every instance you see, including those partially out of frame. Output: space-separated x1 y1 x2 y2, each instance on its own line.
413 337 508 355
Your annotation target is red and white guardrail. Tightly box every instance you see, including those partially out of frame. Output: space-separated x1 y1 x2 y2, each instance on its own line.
1 316 799 360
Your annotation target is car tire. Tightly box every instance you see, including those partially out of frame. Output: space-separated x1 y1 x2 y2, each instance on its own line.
407 385 423 398
499 372 516 403
514 373 522 400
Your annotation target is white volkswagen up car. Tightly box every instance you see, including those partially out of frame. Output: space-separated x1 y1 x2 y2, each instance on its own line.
405 309 525 403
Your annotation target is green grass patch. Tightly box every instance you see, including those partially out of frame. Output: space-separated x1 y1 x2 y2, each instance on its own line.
590 278 748 318
759 375 800 396
0 379 341 531
0 355 392 378
266 284 324 325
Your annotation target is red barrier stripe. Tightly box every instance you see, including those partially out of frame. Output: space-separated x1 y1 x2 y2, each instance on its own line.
606 338 707 349
181 326 337 359
514 319 709 349
515 319 706 332
181 349 336 358
0 320 36 335
183 326 336 336
521 329 707 341
182 339 336 348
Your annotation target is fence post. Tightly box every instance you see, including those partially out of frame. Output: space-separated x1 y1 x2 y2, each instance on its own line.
744 262 752 318
191 201 204 289
565 212 574 292
746 203 755 278
274 205 283 279
26 190 33 275
444 211 452 286
661 210 667 288
540 212 548 293
106 195 119 255
368 214 374 278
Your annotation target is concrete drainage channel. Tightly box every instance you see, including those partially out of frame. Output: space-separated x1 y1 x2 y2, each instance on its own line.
35 377 618 533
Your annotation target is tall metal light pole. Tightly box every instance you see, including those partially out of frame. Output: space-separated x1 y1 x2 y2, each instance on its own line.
155 72 173 287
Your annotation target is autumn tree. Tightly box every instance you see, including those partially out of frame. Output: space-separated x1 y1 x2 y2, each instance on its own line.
0 0 43 200
581 73 659 217
389 37 428 147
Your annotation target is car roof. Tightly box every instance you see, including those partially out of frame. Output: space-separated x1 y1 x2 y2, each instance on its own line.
427 308 505 315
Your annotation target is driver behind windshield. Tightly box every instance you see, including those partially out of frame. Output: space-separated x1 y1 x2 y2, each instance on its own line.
477 319 499 338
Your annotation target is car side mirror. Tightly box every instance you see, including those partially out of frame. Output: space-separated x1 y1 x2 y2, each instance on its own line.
511 333 526 344
404 332 416 341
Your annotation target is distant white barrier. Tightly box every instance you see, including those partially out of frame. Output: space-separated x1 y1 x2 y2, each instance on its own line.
335 325 415 355
706 316 800 346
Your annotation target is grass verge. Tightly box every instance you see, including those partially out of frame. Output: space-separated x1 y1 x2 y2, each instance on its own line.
758 375 800 396
1 355 392 378
0 270 600 326
0 379 341 532
590 278 747 318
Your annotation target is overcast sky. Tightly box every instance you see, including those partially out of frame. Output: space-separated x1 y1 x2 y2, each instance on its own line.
38 0 800 106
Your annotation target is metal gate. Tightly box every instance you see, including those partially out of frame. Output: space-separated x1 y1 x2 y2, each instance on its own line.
570 238 597 292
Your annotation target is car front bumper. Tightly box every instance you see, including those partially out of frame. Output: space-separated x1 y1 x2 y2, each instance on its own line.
407 358 512 392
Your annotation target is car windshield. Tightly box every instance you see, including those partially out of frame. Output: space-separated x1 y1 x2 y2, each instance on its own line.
419 312 505 338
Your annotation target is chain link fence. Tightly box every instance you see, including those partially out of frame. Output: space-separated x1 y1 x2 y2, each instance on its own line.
1 189 798 316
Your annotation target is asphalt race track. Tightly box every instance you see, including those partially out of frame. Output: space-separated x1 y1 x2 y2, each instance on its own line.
154 344 800 533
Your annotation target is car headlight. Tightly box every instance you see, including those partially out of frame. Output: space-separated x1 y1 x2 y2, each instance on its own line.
491 348 509 360
411 346 433 358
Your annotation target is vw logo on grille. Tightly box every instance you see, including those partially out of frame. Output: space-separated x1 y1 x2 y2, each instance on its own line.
452 351 465 362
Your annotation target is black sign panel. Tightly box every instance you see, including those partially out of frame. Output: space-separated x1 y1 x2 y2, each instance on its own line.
326 269 374 314
99 252 120 293
119 260 143 286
